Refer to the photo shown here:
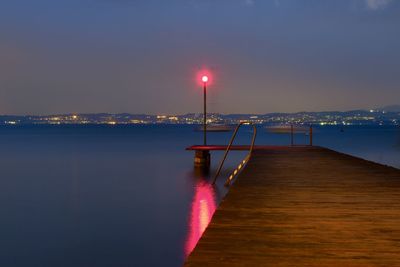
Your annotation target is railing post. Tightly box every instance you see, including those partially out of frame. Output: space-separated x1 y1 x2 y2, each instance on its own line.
309 125 313 146
291 124 294 146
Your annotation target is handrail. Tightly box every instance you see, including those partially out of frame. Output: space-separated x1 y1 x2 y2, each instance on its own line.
289 124 313 146
212 121 257 186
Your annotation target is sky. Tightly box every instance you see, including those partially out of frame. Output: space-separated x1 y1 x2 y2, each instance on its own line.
0 0 399 115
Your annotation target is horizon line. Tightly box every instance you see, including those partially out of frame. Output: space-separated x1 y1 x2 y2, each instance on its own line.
0 108 397 117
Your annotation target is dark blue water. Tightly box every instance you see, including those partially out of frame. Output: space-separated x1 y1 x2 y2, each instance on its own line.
0 125 399 266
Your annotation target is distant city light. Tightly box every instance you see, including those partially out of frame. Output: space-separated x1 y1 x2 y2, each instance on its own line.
0 111 396 126
202 75 209 83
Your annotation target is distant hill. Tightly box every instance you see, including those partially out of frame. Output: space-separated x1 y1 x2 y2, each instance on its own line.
379 105 400 112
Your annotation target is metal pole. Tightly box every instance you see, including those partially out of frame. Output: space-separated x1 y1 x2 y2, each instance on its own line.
291 124 294 146
309 125 313 146
203 82 207 145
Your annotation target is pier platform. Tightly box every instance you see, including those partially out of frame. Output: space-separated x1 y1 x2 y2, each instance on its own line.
185 146 400 266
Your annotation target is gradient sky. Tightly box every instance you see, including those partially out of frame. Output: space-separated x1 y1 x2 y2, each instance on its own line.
0 0 399 115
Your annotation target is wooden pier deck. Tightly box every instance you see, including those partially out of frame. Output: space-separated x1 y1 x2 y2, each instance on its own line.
185 146 400 266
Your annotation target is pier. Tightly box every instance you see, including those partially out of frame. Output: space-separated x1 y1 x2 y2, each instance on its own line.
185 146 400 266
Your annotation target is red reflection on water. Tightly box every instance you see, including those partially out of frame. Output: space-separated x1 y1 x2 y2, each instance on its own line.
185 181 217 256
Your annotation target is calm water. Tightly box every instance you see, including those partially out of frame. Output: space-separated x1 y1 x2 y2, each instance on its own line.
0 125 399 266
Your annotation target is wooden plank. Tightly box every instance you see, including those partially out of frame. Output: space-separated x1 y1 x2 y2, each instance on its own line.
185 146 400 266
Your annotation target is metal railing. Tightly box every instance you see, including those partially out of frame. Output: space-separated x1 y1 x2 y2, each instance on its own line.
212 121 257 186
289 125 313 146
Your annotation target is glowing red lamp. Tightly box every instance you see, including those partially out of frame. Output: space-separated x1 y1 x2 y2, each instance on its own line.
196 70 213 146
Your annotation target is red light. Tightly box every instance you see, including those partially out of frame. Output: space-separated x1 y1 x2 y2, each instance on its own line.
196 69 213 86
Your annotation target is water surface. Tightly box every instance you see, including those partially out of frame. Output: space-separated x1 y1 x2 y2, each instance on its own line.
0 125 398 266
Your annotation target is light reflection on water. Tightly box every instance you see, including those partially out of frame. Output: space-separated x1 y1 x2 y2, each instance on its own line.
185 179 217 256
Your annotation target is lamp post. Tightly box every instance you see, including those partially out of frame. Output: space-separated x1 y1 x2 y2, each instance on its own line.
193 75 211 169
202 75 208 145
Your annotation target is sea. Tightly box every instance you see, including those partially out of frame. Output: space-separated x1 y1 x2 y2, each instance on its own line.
0 124 399 266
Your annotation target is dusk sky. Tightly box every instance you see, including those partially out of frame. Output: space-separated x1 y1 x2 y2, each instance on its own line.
0 0 399 115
